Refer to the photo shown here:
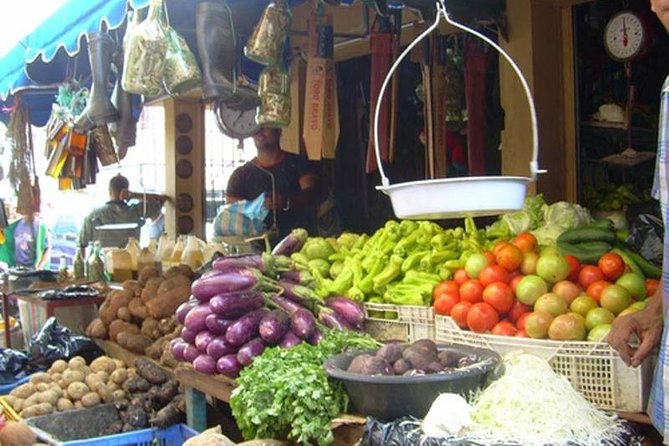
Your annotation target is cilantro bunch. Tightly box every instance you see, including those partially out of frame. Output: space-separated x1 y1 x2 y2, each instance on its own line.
230 330 380 445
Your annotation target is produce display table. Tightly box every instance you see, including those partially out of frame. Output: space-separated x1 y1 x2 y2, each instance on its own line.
174 365 366 444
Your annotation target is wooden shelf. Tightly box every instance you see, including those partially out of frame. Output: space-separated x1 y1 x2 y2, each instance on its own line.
96 339 175 379
581 120 656 134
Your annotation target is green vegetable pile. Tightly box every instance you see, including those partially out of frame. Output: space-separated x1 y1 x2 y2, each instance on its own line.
584 183 652 211
290 218 505 309
230 330 380 445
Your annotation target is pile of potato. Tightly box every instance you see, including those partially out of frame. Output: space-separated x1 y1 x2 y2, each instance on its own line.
5 356 129 419
86 265 192 364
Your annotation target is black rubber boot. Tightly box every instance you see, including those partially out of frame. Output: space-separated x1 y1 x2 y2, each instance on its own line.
196 1 259 107
110 50 136 160
74 32 119 132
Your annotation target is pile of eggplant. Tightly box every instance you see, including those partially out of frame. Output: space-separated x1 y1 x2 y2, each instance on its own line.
169 248 365 379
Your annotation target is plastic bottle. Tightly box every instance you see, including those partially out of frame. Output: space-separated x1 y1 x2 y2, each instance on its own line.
87 241 106 282
157 233 174 273
181 235 204 271
73 250 85 280
138 246 155 274
107 248 132 282
170 235 185 268
57 255 68 283
125 237 141 278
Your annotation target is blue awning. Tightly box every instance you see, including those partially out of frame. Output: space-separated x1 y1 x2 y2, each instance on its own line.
0 0 151 101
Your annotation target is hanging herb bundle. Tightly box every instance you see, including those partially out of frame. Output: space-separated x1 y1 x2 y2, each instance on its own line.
54 81 89 123
6 102 31 197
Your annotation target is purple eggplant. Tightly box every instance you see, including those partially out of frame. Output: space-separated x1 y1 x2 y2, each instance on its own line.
181 327 198 344
191 268 278 301
184 304 212 333
280 281 324 305
279 331 303 349
318 308 354 331
195 330 216 352
269 294 306 315
290 308 316 340
209 291 265 318
170 339 187 361
225 308 269 346
259 309 291 345
237 338 266 366
201 269 224 279
206 336 238 360
176 299 199 324
193 354 217 375
217 354 243 378
279 270 316 286
183 344 201 362
272 228 308 256
325 296 365 328
307 329 324 346
213 254 265 272
205 314 234 335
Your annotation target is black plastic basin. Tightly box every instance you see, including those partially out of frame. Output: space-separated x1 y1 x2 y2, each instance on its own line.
324 343 500 421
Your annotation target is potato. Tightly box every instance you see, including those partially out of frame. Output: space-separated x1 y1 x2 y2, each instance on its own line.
11 398 24 412
86 318 108 339
127 368 138 379
48 385 63 398
117 306 132 322
10 383 36 399
107 382 120 392
49 360 68 374
67 382 89 401
57 398 74 411
29 372 52 385
96 383 114 403
118 333 153 354
22 393 41 409
51 373 62 383
35 383 50 392
139 266 159 284
81 392 101 408
141 277 164 303
63 370 85 386
39 389 60 406
109 320 141 342
90 356 116 375
85 375 104 391
112 390 126 402
123 280 143 296
68 357 87 373
110 369 128 385
74 401 83 409
113 359 126 369
57 380 67 390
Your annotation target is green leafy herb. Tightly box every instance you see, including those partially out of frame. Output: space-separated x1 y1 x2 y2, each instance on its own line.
230 330 380 445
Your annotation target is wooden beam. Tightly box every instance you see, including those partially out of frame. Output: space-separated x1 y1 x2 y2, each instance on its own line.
561 6 578 203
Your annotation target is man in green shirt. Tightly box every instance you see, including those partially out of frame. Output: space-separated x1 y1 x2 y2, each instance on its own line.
78 175 169 256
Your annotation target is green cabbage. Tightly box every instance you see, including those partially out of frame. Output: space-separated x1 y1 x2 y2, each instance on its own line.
542 201 592 229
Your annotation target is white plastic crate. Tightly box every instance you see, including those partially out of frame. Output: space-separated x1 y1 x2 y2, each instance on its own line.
435 315 655 412
363 303 434 342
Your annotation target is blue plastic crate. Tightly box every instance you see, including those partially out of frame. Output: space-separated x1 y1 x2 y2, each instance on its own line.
0 375 30 395
57 424 199 446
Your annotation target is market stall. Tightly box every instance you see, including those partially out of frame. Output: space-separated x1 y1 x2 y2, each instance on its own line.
0 0 666 444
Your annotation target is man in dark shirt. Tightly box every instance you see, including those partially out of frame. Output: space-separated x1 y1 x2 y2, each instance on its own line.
226 127 320 239
78 175 169 255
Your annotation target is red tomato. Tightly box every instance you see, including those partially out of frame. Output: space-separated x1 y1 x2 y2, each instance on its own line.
508 300 532 323
598 253 625 281
515 329 528 337
509 274 524 292
586 279 611 303
579 265 605 289
496 244 524 272
482 282 514 313
513 232 538 253
483 251 497 265
492 242 512 257
646 278 660 298
459 279 485 304
466 302 500 333
433 293 460 316
491 320 518 336
453 268 469 286
479 265 511 287
433 280 460 301
564 254 581 283
516 312 532 331
451 301 473 329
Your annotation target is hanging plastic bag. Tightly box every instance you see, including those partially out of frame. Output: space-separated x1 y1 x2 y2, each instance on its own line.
162 24 202 95
213 193 269 237
28 317 104 369
627 213 664 266
122 0 168 97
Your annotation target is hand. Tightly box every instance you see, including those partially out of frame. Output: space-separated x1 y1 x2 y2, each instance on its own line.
607 302 663 367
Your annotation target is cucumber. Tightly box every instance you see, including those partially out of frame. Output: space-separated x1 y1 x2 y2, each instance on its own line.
557 241 611 264
557 227 616 245
625 250 662 279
